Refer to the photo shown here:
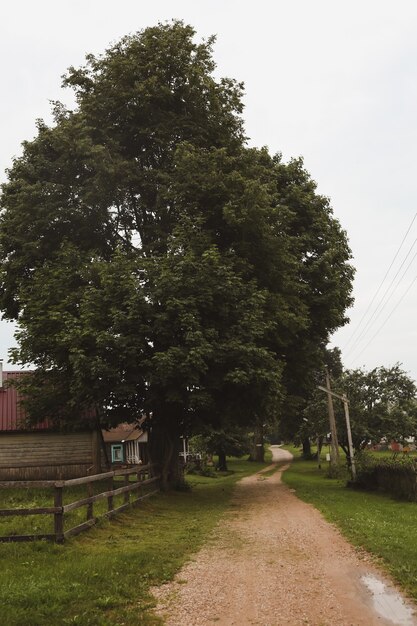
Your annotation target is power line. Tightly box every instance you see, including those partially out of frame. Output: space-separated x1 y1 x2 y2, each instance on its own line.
356 246 417 339
344 230 417 358
348 272 417 366
343 212 417 352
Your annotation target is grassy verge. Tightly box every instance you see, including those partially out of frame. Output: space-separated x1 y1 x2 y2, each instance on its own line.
282 447 417 600
0 457 266 626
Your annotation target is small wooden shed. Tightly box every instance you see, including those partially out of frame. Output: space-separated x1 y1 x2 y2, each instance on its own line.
0 371 102 480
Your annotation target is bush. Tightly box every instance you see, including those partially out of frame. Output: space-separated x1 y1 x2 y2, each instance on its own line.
353 452 417 501
352 451 379 491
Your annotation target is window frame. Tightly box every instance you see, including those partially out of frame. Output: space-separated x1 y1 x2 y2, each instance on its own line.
111 443 124 463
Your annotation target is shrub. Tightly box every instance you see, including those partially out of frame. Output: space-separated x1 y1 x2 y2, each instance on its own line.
353 452 417 501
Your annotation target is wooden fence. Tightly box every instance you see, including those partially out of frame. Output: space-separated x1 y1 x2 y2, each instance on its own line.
0 463 160 543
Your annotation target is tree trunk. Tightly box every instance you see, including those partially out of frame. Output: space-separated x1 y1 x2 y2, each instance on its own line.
91 428 102 474
217 449 228 471
317 435 324 455
95 410 108 471
340 443 351 467
302 437 311 458
249 421 265 462
148 408 184 490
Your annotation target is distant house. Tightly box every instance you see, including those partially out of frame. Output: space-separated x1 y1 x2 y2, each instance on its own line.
0 370 102 480
102 422 148 466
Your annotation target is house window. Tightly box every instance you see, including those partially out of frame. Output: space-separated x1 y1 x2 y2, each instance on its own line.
111 444 124 463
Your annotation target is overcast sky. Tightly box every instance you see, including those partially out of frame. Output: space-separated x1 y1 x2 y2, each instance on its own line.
2 0 417 379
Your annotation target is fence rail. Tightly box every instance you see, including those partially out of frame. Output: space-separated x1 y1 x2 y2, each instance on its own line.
0 464 160 543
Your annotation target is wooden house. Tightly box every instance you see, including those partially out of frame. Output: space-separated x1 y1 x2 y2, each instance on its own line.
102 422 148 466
0 370 102 480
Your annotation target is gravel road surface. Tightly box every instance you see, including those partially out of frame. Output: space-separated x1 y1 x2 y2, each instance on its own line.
152 446 417 626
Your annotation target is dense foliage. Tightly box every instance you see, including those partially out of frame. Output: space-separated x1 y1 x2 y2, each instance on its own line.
0 22 354 485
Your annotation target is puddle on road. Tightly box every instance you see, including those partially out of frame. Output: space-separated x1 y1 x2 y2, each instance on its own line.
361 574 416 625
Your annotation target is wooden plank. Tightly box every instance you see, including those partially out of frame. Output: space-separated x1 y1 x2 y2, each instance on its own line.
0 480 57 488
63 496 95 514
0 432 91 443
54 486 64 543
86 481 93 521
140 476 161 487
0 443 90 452
107 475 114 513
63 518 96 539
65 483 159 518
125 478 146 490
111 482 141 497
0 477 160 542
0 433 91 468
0 449 91 458
63 482 142 513
0 465 92 482
103 502 130 518
64 486 135 513
0 534 56 542
63 491 109 513
0 507 60 517
0 450 91 469
62 471 114 487
0 472 159 492
0 446 92 465
113 465 147 476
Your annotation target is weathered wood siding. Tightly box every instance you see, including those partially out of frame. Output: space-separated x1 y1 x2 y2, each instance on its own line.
0 431 101 480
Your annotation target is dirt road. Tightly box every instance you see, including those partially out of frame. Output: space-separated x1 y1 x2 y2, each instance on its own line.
152 446 417 626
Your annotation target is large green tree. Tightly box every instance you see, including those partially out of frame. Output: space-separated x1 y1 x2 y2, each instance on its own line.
0 22 354 487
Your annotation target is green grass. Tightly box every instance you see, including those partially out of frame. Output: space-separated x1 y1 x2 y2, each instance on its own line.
0 457 267 626
282 447 417 600
0 476 153 538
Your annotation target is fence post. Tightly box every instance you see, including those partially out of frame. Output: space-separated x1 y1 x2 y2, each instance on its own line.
107 473 114 513
54 483 64 543
134 468 141 505
86 481 93 520
124 472 130 505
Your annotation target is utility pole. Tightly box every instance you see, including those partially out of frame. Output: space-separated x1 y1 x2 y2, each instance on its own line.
324 366 340 466
317 384 356 480
316 435 321 469
342 395 356 480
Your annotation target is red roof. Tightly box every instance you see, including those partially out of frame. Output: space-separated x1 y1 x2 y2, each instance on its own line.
0 371 49 432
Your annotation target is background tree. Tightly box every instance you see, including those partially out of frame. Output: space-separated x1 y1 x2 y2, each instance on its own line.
189 427 250 472
336 364 417 452
302 361 417 459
